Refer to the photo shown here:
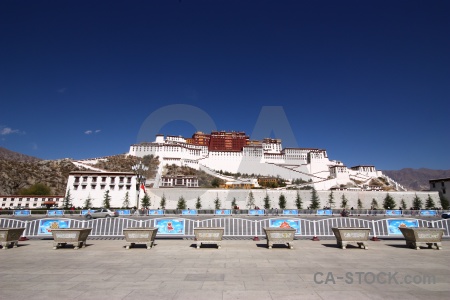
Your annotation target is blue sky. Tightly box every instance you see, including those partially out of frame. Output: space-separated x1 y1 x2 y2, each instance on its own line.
0 0 449 170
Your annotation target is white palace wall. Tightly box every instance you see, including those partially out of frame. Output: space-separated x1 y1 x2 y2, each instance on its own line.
145 188 440 210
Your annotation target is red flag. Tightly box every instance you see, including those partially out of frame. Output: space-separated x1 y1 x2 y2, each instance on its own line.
140 183 147 194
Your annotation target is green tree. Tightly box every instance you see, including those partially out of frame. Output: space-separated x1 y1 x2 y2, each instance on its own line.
340 194 348 209
231 197 237 208
439 192 449 210
263 193 271 209
63 189 73 209
103 190 111 208
328 191 335 208
382 193 396 209
84 195 93 209
177 196 186 209
309 187 320 209
122 191 130 208
357 198 363 209
371 198 378 209
160 193 167 208
195 196 202 209
211 177 221 188
278 193 286 209
425 194 435 209
295 191 303 209
247 191 255 208
18 183 52 195
412 194 423 209
214 194 221 209
141 193 151 209
400 199 407 210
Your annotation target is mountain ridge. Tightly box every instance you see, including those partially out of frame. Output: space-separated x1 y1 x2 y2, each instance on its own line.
0 146 42 163
383 168 450 191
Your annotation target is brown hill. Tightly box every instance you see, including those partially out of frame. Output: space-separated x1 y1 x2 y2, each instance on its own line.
0 158 80 195
0 146 41 162
383 168 450 191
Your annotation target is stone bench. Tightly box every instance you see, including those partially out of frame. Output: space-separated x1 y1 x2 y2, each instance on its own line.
263 227 296 249
123 227 158 250
0 228 26 250
399 227 444 250
331 227 371 250
51 228 92 250
193 227 224 249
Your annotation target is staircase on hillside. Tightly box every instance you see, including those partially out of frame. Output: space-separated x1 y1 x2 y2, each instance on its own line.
198 164 237 181
72 161 108 172
381 175 408 191
152 161 165 188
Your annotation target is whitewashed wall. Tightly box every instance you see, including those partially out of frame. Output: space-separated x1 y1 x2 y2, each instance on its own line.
145 188 441 210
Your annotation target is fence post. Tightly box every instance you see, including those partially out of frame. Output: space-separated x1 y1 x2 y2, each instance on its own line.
19 220 29 241
312 220 320 241
252 220 259 241
370 219 379 241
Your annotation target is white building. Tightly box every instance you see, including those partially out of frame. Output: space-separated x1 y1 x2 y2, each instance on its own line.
160 175 199 188
66 171 140 208
1 195 65 209
429 178 449 197
129 132 386 191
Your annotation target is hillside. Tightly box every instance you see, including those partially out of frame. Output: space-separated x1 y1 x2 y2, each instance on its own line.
164 164 225 187
383 168 450 191
93 154 159 179
0 147 41 163
0 158 79 195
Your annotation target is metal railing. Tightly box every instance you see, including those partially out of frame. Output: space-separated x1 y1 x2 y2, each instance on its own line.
1 217 449 238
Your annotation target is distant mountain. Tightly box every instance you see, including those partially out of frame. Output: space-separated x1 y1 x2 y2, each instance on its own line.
0 147 42 163
383 168 450 191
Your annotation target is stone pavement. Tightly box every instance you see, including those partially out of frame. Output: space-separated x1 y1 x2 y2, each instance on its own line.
0 238 449 300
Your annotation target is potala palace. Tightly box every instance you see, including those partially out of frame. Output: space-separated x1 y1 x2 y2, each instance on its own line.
129 130 403 191
53 130 440 209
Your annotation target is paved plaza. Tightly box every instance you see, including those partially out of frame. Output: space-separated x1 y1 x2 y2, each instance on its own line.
1 238 449 300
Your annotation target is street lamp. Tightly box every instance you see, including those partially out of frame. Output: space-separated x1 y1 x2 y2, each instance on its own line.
132 161 148 210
